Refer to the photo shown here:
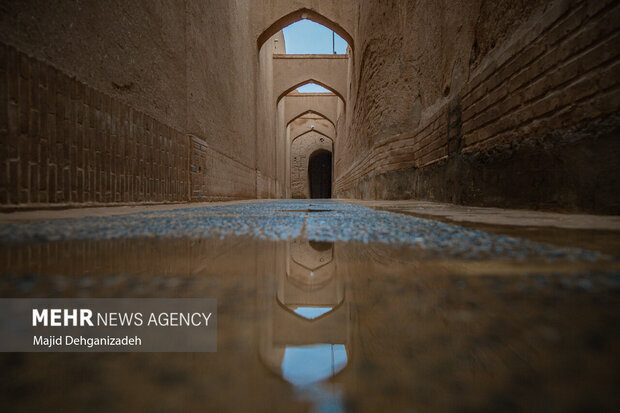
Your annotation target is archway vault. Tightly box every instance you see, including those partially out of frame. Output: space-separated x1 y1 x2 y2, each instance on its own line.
283 93 340 126
257 8 354 53
273 57 349 105
276 78 345 105
288 116 335 141
292 129 334 144
286 109 336 128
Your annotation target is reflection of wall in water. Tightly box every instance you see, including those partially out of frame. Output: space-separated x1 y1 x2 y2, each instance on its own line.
0 238 253 277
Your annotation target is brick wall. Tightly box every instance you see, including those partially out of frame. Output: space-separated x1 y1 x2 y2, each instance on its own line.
190 136 208 200
0 43 190 207
189 134 258 201
336 0 620 213
461 0 619 155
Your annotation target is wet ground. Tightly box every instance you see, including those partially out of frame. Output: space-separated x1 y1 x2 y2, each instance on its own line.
0 200 618 412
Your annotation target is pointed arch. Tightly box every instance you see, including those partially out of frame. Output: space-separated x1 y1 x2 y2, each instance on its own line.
291 129 334 145
276 79 345 105
286 109 335 128
273 55 349 104
257 8 354 53
283 93 339 126
288 111 336 140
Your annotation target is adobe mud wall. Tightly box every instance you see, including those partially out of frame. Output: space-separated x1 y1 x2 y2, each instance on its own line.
336 0 620 213
0 0 274 207
1 0 618 213
0 44 189 205
0 0 187 132
187 0 266 200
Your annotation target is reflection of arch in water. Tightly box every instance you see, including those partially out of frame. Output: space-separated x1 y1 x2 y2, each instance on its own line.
280 239 343 321
290 238 334 270
275 290 345 322
279 344 348 387
259 241 350 388
309 240 332 252
287 238 335 289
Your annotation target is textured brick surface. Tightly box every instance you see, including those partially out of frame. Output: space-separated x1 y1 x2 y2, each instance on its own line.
189 134 257 201
1 44 189 206
1 1 618 212
335 0 620 213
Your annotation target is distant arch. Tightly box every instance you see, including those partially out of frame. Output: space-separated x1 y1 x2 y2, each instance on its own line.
291 129 333 145
283 93 340 126
286 110 335 128
257 8 354 53
289 118 335 141
276 79 345 105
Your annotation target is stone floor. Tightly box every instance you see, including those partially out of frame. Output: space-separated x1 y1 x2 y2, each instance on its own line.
0 200 618 412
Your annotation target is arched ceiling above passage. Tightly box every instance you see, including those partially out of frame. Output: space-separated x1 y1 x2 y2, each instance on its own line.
273 58 349 105
288 114 335 141
282 94 340 126
256 7 355 53
276 78 344 105
291 129 334 145
287 109 335 128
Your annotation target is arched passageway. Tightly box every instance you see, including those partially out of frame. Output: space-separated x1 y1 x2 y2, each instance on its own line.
0 1 618 411
308 150 332 199
256 14 349 199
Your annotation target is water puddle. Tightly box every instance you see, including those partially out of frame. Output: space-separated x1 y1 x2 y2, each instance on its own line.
0 235 618 412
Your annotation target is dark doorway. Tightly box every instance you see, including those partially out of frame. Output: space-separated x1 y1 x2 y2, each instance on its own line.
308 150 332 199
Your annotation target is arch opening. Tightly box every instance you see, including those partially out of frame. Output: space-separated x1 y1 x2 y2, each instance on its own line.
277 78 344 105
296 83 332 93
257 8 354 53
257 8 351 200
292 129 333 144
287 110 335 128
308 150 332 199
283 20 348 55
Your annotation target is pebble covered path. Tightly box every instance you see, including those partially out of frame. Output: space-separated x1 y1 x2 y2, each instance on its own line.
0 200 602 261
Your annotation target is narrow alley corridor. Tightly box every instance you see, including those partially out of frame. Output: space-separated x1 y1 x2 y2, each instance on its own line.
0 0 619 412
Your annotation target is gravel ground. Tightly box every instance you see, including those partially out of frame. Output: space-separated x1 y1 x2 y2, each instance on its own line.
0 200 603 261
